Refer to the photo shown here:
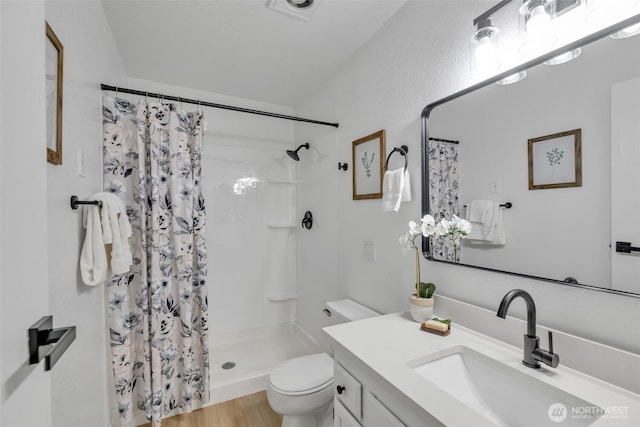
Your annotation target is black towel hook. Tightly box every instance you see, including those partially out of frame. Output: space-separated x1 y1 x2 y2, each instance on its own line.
385 145 409 171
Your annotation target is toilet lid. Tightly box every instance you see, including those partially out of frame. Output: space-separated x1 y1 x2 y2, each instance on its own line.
269 353 334 396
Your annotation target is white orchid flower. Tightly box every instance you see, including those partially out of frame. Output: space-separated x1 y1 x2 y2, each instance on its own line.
420 215 436 236
408 220 421 236
453 215 472 236
435 218 451 236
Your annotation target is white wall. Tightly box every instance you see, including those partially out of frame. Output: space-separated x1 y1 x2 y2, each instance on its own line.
295 0 640 356
44 1 128 426
1 1 51 426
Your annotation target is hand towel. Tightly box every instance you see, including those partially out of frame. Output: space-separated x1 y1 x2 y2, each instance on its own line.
80 203 108 286
401 169 412 203
465 200 506 245
382 168 405 212
80 192 133 286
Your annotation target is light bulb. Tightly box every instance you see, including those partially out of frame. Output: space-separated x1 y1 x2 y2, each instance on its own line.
527 4 552 36
475 36 496 61
472 19 500 73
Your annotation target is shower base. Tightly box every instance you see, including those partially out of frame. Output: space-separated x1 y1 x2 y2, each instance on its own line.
210 322 322 405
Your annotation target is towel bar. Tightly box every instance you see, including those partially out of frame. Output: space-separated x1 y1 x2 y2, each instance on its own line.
70 195 101 210
385 145 409 171
463 202 513 209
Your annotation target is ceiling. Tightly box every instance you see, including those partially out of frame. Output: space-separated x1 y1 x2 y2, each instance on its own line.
101 0 408 106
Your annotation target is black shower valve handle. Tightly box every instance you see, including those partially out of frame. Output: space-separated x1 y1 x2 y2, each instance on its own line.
301 211 313 229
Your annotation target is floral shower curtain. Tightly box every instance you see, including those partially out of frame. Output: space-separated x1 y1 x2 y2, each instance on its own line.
102 96 208 426
428 140 460 262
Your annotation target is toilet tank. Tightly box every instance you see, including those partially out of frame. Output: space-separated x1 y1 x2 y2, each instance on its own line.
325 299 379 326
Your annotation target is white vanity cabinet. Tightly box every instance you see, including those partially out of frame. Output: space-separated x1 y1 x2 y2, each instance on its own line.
334 400 361 427
333 344 443 427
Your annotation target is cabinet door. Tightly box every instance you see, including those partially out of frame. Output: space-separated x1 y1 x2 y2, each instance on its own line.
334 362 363 421
335 400 362 427
364 392 406 427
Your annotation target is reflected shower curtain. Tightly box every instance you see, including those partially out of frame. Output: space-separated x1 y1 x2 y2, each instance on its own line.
428 140 460 262
102 96 208 426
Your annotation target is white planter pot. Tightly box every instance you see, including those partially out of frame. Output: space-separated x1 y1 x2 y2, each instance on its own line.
408 295 434 323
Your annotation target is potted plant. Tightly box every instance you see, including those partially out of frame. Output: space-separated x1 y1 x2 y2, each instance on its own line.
400 214 471 322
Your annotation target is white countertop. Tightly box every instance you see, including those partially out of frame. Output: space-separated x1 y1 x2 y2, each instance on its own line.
323 311 640 427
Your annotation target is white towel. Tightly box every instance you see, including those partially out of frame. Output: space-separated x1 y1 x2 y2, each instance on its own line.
401 169 412 203
382 168 411 212
465 200 506 245
80 192 133 286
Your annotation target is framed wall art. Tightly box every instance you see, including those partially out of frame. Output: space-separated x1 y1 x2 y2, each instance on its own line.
528 128 582 190
352 129 385 200
46 21 63 165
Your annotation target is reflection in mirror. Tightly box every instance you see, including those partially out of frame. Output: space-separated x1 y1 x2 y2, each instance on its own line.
422 17 640 297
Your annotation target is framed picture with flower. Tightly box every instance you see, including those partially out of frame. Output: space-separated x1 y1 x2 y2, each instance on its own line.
45 21 63 165
352 129 385 200
528 128 582 190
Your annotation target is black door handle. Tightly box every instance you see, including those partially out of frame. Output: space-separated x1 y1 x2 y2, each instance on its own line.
336 385 345 394
616 241 640 253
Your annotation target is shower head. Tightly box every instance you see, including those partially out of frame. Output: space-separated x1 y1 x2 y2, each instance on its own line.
286 143 310 161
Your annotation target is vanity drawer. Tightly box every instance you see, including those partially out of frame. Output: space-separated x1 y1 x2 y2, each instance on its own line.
334 362 362 421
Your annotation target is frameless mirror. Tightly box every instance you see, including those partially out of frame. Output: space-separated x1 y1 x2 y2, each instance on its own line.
422 16 640 297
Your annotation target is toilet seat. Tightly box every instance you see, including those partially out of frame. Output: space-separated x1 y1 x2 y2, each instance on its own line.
268 353 334 396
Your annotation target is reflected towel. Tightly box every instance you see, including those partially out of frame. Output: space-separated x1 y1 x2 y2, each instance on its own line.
465 200 506 245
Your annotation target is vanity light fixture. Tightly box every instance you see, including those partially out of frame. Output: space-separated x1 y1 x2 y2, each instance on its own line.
496 71 527 85
521 0 554 35
519 0 559 54
543 47 582 64
472 18 501 73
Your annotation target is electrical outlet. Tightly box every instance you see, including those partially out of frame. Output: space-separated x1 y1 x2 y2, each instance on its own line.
363 239 376 263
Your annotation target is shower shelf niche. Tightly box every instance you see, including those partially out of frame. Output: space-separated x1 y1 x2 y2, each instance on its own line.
267 294 299 302
266 179 298 185
267 223 297 229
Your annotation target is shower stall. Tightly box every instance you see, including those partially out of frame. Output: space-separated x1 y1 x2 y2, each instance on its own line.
203 130 321 404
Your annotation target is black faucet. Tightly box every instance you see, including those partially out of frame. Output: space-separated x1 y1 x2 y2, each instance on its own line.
496 289 559 369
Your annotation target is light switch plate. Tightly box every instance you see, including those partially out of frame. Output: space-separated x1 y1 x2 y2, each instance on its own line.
363 239 376 263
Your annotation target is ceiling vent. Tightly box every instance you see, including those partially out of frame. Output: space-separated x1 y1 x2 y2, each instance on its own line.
268 0 318 22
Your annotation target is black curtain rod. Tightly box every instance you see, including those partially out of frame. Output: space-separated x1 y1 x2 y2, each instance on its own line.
101 84 339 128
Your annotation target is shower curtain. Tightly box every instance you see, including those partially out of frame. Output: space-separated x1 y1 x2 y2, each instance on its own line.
102 96 208 426
428 140 460 262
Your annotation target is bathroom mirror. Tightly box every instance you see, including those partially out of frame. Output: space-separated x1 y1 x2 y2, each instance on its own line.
422 15 640 297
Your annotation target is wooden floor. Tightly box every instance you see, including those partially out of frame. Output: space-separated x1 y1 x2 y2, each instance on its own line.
141 391 282 427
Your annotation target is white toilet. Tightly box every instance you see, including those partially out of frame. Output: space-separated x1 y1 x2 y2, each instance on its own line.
267 299 380 427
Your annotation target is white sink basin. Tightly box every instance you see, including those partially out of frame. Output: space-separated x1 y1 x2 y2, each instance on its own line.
409 346 600 426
